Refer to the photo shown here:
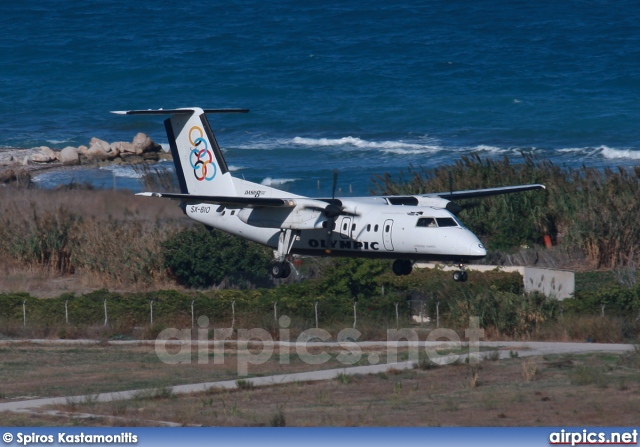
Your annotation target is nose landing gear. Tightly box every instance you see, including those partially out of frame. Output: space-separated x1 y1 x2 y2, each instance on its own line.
392 259 413 276
452 264 468 282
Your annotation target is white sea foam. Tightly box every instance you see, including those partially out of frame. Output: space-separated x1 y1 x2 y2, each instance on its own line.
292 136 435 151
261 177 299 186
99 164 143 178
227 165 245 172
472 145 508 154
46 139 73 145
600 145 640 160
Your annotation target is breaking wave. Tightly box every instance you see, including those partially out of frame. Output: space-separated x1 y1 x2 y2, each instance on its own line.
292 136 435 151
599 146 640 160
261 177 299 186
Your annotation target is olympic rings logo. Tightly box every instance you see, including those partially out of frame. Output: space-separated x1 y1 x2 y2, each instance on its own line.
188 126 216 181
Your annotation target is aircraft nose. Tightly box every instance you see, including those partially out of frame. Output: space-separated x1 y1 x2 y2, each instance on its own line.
470 242 487 257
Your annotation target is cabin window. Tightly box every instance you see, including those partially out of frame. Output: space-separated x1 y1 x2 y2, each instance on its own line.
343 222 348 231
367 224 371 232
385 225 390 233
416 217 437 227
322 221 327 229
374 224 379 232
436 217 458 227
230 210 235 215
352 224 356 232
221 211 226 216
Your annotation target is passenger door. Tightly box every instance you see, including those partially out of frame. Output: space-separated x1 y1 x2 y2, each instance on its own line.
383 219 394 251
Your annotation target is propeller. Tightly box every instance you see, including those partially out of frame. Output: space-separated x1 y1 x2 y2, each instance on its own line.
325 170 340 253
445 170 480 215
298 171 359 252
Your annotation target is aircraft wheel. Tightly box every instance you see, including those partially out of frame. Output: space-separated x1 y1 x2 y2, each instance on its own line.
453 271 462 282
393 260 413 276
271 262 292 279
281 262 292 279
271 262 284 279
461 271 468 282
392 259 406 276
402 260 413 275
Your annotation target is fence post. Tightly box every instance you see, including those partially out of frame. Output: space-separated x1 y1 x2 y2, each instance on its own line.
436 301 440 328
395 302 399 329
315 301 319 329
274 302 278 322
23 300 26 328
104 299 108 326
353 301 357 329
150 299 154 325
65 300 69 324
231 300 236 329
191 300 195 328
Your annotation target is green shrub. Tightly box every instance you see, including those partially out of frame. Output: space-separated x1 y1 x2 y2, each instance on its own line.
161 226 272 288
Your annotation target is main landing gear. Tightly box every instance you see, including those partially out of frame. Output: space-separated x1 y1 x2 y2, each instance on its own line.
452 264 468 282
392 259 413 276
270 229 300 279
271 261 291 279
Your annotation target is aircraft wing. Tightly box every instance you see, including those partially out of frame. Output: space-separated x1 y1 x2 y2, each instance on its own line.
136 192 294 207
426 184 545 200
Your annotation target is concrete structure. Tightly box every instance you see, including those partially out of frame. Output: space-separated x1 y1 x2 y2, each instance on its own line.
523 267 575 300
416 263 575 300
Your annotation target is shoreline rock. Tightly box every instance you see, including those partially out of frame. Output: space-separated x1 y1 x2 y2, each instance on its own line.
0 133 170 185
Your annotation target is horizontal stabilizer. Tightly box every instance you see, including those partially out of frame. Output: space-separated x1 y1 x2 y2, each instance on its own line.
111 108 249 115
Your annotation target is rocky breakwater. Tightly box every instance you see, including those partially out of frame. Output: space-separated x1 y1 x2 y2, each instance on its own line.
0 133 171 185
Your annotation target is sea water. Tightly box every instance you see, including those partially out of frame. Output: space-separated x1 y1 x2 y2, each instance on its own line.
1 0 639 196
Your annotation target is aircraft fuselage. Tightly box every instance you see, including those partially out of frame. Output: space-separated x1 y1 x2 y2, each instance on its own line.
184 200 486 264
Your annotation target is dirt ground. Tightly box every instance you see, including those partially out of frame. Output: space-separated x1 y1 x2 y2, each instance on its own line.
1 343 639 427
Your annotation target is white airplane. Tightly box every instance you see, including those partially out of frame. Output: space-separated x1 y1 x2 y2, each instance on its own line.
113 107 545 282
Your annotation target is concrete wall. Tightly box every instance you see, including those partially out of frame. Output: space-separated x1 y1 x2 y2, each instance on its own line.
523 267 574 300
416 263 574 300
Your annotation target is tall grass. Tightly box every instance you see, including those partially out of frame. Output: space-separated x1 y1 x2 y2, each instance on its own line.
0 188 185 285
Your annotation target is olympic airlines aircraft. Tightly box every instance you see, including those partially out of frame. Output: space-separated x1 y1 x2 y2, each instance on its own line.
113 107 545 281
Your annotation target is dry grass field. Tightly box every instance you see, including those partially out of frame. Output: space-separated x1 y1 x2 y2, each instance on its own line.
1 343 639 427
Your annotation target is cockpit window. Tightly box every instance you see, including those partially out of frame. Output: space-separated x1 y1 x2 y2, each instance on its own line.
416 217 437 227
436 217 458 227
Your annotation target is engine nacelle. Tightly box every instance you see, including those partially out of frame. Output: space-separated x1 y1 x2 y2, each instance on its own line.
416 196 462 214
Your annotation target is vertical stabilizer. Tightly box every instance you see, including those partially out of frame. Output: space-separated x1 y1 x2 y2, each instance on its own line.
165 108 236 195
